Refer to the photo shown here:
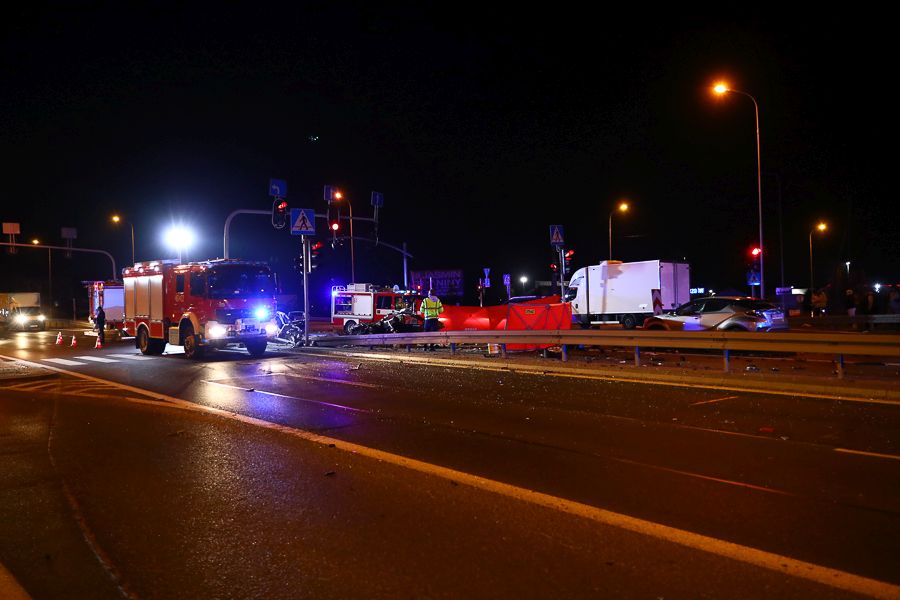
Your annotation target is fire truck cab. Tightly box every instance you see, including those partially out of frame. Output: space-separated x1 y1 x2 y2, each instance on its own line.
123 259 278 359
331 284 422 333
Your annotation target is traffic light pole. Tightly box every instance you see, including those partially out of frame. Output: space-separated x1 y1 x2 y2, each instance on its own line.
302 236 310 347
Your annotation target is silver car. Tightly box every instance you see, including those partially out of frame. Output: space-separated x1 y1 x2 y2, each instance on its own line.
642 296 788 332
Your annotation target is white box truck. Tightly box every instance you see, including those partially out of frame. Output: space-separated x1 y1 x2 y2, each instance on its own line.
563 260 690 329
0 292 45 330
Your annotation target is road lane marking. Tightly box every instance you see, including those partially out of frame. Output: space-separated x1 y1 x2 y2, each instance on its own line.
42 358 86 366
281 372 381 389
4 353 899 600
75 356 120 363
690 395 739 406
107 354 155 361
835 448 900 461
612 457 795 496
202 380 371 414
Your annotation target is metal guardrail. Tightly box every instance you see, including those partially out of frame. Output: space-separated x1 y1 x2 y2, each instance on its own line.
313 329 900 379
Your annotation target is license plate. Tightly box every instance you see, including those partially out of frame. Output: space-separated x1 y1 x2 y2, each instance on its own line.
238 318 258 330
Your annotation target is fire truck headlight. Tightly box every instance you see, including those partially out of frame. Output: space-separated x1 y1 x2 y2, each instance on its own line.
14 315 27 325
254 307 270 321
265 323 278 336
208 324 227 339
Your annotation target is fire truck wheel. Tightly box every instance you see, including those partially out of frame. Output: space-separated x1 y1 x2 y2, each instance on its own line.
245 339 267 357
343 320 357 335
183 332 204 359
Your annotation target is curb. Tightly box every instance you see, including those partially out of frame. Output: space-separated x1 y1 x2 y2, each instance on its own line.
298 347 900 404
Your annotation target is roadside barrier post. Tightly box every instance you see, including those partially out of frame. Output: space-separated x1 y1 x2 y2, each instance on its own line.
450 343 457 354
500 343 507 358
836 354 844 379
634 346 641 367
561 344 568 362
723 349 730 372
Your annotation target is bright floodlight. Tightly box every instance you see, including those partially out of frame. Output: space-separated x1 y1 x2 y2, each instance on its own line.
713 82 728 94
519 276 528 284
817 222 827 232
163 225 195 254
112 215 121 223
618 201 629 212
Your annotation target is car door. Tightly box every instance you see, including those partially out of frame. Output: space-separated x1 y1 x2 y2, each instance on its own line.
668 300 704 330
698 298 731 329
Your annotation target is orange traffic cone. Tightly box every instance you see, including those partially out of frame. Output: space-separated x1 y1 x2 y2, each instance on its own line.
56 332 63 345
70 335 77 347
94 335 103 349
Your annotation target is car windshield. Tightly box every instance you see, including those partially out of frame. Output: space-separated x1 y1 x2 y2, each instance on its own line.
207 265 275 299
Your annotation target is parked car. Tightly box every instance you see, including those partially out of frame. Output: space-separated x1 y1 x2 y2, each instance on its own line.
642 296 788 332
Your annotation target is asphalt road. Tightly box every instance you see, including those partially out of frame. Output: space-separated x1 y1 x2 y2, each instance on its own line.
1 330 898 599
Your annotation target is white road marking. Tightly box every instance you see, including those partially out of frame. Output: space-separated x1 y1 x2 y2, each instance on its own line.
690 395 739 406
613 457 795 496
75 356 120 363
107 354 155 361
42 358 86 366
202 380 371 413
4 352 899 600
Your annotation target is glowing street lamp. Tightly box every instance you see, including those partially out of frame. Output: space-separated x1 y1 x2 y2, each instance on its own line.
809 222 827 294
31 238 40 245
163 225 195 263
713 80 766 299
112 214 136 265
608 201 629 261
519 275 528 292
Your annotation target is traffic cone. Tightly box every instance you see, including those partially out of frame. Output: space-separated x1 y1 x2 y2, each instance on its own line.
56 332 63 345
70 335 77 347
94 335 103 349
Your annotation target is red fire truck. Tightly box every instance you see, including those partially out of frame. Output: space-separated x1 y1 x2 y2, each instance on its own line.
123 259 278 359
331 284 422 333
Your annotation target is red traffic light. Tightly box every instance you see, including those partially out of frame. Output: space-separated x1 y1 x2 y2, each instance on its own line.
276 200 288 213
311 241 323 251
330 221 340 232
550 263 558 271
750 247 761 257
564 249 575 258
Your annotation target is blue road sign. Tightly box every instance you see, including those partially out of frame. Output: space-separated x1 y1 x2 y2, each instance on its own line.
269 179 287 198
503 273 511 286
290 208 316 236
550 225 565 247
483 277 491 288
371 191 384 207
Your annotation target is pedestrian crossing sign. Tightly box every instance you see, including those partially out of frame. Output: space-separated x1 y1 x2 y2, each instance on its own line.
550 225 564 247
291 208 316 236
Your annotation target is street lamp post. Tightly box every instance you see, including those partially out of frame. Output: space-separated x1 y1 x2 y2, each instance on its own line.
713 82 765 300
112 215 135 266
608 201 629 261
809 222 827 294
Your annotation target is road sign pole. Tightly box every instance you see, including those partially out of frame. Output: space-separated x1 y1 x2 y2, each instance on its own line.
302 236 310 346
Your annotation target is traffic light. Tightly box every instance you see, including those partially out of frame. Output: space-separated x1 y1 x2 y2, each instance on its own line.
564 249 574 272
293 253 304 272
550 263 558 272
309 241 323 270
272 198 289 229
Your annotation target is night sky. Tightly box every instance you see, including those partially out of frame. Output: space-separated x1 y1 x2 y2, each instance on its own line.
2 5 896 313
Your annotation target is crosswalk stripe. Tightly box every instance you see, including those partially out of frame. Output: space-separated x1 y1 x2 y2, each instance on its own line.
107 354 155 361
75 356 120 363
42 358 86 366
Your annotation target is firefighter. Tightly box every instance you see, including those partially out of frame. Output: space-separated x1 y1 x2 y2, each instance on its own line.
419 289 444 351
95 305 106 344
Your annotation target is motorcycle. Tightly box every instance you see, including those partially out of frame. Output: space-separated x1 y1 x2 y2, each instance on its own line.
348 306 424 335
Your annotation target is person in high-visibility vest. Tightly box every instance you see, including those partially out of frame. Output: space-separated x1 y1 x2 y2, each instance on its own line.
419 289 444 351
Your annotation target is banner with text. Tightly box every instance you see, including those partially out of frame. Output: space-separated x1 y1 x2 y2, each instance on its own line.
410 269 464 297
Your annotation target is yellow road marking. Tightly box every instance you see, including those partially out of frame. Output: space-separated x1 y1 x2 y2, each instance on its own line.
834 448 900 461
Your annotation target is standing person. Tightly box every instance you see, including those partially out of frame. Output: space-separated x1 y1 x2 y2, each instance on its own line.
95 305 106 345
843 289 857 317
419 289 444 351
